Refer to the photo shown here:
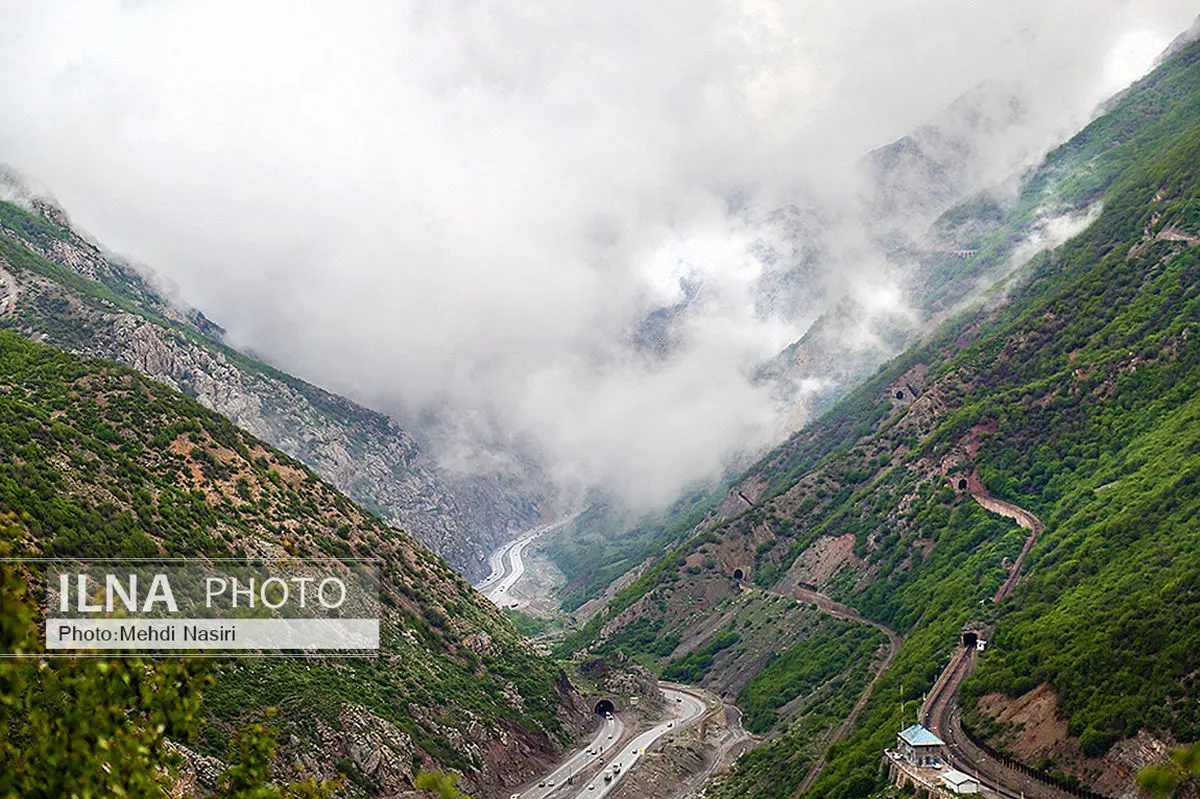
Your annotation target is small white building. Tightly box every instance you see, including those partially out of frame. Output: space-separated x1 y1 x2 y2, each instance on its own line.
941 769 980 794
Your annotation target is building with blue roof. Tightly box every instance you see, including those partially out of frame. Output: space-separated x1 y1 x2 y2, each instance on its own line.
897 723 945 766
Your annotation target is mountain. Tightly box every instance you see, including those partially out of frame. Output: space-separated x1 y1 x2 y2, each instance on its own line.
541 65 1091 618
560 30 1200 799
0 329 590 796
0 175 541 579
753 78 1086 442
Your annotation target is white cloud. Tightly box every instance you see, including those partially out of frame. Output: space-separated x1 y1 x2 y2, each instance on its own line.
0 0 1195 507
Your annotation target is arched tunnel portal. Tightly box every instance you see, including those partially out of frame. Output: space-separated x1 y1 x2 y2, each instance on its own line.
595 699 616 716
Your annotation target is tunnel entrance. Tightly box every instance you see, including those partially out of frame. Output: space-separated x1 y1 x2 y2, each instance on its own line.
733 568 745 581
958 478 969 491
595 699 615 716
962 631 978 649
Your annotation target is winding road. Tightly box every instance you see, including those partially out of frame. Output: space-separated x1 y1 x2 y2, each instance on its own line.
726 582 904 797
971 494 1044 602
494 490 1048 798
784 587 904 797
479 532 539 608
918 494 1073 799
509 686 708 799
782 490 1045 798
477 517 575 609
513 712 623 799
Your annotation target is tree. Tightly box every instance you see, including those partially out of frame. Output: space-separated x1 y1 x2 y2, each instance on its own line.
0 514 338 798
0 514 204 797
1137 744 1200 797
415 769 475 799
214 709 340 799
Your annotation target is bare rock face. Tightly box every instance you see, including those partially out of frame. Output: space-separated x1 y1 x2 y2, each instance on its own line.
337 704 418 794
0 260 17 315
556 671 594 727
0 177 542 578
41 285 492 574
166 698 584 799
978 686 1176 799
165 742 226 797
604 664 665 712
1 171 587 798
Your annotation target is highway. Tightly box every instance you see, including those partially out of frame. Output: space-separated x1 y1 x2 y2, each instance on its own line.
509 686 707 799
510 712 623 799
476 517 575 608
478 532 539 607
578 687 707 798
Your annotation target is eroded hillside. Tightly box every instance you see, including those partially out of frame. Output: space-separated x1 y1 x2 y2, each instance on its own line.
0 181 540 579
563 33 1200 799
0 331 587 797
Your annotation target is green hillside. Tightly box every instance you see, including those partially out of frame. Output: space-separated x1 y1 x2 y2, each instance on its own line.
0 331 570 796
545 28 1200 619
0 186 535 581
563 34 1200 799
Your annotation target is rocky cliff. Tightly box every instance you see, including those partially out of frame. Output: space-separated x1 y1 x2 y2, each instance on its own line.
0 330 591 796
0 170 535 578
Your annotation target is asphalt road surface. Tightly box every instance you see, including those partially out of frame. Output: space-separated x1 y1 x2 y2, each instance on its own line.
507 713 623 799
479 532 539 607
476 517 574 608
509 686 707 799
569 687 707 799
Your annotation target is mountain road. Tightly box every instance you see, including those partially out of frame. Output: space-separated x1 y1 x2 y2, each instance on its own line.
508 686 707 799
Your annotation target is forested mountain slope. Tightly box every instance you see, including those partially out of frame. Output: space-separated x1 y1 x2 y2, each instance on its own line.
542 46 1163 615
562 34 1200 799
0 178 538 579
0 331 585 797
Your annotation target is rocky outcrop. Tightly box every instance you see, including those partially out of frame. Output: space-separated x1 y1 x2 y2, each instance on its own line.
166 742 226 798
604 663 665 713
0 260 16 315
169 700 582 799
334 705 419 794
978 686 1174 799
0 178 536 578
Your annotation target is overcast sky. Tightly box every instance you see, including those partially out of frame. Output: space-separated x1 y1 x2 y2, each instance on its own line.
0 1 1196 507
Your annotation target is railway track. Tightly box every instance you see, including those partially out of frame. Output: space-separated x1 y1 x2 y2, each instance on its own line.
920 498 1079 799
970 493 1044 602
785 588 904 798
